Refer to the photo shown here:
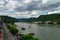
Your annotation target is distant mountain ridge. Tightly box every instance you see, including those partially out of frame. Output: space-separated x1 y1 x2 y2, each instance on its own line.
1 13 60 23
15 18 37 22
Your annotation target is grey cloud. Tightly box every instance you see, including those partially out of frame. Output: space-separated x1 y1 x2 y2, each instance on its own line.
0 7 7 12
14 0 60 12
4 0 8 6
15 0 23 3
0 0 8 6
14 0 42 11
40 2 60 11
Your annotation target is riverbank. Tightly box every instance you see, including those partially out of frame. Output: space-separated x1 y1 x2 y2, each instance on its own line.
28 21 60 25
15 22 60 40
7 23 38 40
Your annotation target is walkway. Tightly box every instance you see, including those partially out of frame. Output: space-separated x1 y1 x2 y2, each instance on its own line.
3 23 15 40
0 17 15 40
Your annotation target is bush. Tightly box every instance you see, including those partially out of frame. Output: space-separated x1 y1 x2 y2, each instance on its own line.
21 34 38 40
7 24 18 35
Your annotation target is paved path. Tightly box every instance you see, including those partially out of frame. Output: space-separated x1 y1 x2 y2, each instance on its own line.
3 23 15 40
0 23 4 40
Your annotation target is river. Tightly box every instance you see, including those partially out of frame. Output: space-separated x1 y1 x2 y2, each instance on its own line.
15 22 60 40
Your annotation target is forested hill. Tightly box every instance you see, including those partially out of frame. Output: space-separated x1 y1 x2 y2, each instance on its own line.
37 14 60 22
15 13 60 23
15 18 37 22
0 16 15 24
2 13 60 23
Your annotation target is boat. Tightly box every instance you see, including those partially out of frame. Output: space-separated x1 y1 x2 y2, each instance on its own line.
21 28 25 30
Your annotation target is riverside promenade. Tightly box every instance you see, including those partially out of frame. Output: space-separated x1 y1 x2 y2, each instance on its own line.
3 23 15 40
0 22 15 40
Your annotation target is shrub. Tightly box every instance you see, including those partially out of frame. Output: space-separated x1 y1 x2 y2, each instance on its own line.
7 24 18 35
21 34 38 40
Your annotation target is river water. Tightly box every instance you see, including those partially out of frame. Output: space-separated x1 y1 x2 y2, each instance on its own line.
15 22 60 40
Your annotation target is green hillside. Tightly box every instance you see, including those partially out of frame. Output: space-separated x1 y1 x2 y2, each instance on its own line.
0 16 15 24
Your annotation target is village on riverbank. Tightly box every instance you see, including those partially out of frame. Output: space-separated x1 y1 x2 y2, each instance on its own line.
29 13 60 25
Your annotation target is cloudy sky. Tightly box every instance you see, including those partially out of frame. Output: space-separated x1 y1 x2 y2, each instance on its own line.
0 0 60 18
